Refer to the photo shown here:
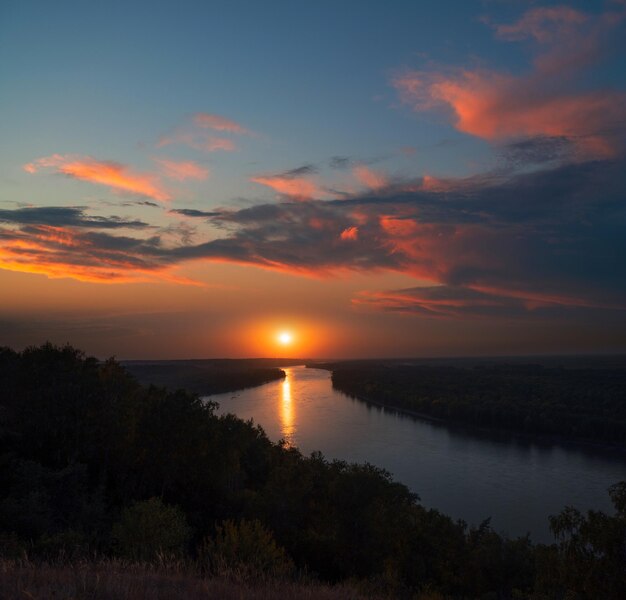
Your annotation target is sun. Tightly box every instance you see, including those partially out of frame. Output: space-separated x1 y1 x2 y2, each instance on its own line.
277 331 293 345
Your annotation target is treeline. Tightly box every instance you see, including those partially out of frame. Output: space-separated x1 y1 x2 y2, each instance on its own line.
123 359 292 395
328 363 626 445
1 344 625 599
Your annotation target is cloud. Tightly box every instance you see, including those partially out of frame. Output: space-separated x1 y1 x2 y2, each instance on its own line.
250 173 322 200
353 165 388 190
329 156 352 169
158 112 251 152
157 132 235 152
394 69 625 159
200 157 626 311
492 6 588 42
0 206 151 229
393 4 626 159
340 226 359 241
153 158 209 181
169 208 223 218
4 154 626 321
353 284 623 319
193 113 250 135
499 136 573 167
0 225 170 283
25 155 170 201
279 164 319 178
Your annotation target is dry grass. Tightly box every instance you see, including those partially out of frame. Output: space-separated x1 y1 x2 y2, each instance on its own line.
0 558 378 600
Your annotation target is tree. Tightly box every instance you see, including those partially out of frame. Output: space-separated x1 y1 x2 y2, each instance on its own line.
112 497 191 561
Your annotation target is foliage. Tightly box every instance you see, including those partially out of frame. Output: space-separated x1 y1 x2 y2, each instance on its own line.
124 361 288 396
1 343 624 598
112 498 191 561
532 483 626 600
202 519 294 579
329 363 626 445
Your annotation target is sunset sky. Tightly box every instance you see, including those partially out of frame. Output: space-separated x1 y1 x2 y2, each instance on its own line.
1 0 625 358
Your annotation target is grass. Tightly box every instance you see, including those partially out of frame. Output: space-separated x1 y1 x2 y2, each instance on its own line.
0 558 379 600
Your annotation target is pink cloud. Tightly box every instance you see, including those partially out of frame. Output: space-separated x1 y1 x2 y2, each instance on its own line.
157 112 251 153
25 155 170 201
154 158 209 181
420 175 454 192
353 165 388 190
393 5 626 159
157 132 236 152
193 113 250 134
394 68 624 158
251 176 320 200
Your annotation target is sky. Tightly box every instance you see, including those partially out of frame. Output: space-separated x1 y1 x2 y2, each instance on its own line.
1 0 625 358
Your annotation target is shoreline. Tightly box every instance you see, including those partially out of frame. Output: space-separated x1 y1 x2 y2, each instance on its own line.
307 367 626 457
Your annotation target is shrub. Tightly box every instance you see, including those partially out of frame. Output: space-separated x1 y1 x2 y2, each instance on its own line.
112 497 191 561
202 519 294 579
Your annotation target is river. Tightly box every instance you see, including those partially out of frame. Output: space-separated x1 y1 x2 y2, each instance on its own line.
208 365 626 542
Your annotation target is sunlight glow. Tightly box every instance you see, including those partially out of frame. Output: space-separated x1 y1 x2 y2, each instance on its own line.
279 371 295 446
277 331 293 345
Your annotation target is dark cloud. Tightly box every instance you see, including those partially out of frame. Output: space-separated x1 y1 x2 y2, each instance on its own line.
329 156 351 169
277 164 318 179
353 284 626 319
0 206 151 229
189 157 626 308
169 208 223 218
2 157 625 313
499 136 574 167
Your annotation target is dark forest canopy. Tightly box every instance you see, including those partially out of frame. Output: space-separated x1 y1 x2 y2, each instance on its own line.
315 359 626 447
1 343 625 599
122 358 297 395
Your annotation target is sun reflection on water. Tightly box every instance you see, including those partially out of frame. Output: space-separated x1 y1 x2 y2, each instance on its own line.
279 370 295 446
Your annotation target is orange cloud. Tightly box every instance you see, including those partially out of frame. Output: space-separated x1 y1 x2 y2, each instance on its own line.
25 155 170 201
379 215 418 238
154 158 209 181
393 5 626 159
353 166 387 190
0 224 197 284
340 226 359 241
420 175 453 192
157 132 236 152
193 113 250 134
251 176 320 200
394 69 624 158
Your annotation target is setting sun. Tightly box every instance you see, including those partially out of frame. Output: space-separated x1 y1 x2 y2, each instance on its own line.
277 331 293 345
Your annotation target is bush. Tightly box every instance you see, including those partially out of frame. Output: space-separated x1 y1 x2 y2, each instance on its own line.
112 497 191 560
202 519 294 579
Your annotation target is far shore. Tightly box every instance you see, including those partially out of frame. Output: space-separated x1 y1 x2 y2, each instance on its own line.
305 364 626 457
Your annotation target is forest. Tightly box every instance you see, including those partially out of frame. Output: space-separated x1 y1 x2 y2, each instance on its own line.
324 361 626 446
0 344 625 599
123 358 296 395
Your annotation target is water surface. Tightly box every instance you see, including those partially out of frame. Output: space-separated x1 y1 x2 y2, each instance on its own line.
209 366 626 542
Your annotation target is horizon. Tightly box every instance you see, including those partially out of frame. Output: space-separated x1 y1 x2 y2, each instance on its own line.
119 351 626 362
1 0 625 358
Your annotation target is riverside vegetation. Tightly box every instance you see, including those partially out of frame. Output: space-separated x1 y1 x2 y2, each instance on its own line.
0 344 625 599
324 361 626 446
